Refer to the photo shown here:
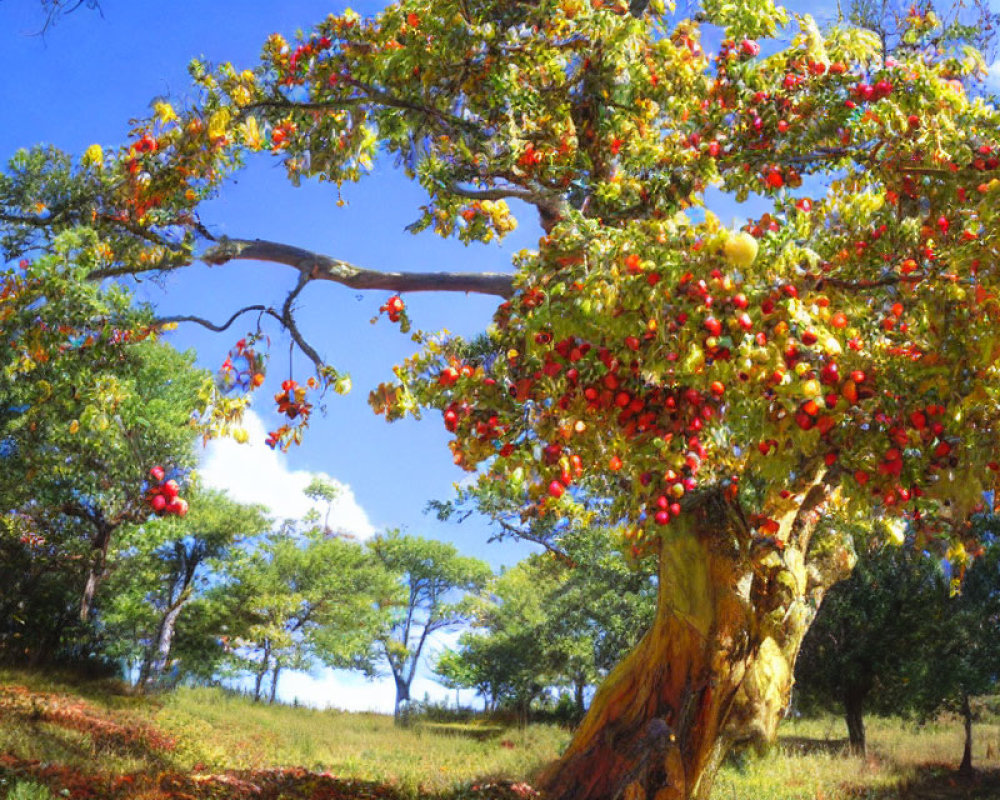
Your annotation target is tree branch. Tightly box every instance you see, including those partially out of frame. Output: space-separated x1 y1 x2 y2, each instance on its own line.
493 519 575 565
280 273 324 370
154 305 281 333
200 237 514 298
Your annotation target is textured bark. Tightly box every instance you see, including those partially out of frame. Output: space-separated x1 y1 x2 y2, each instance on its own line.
202 238 516 298
540 479 852 800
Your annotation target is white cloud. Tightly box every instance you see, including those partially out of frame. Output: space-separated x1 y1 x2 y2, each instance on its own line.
198 410 375 538
275 669 464 714
987 60 1000 91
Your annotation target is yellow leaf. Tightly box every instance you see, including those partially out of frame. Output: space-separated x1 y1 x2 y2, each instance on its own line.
153 101 178 124
208 108 231 140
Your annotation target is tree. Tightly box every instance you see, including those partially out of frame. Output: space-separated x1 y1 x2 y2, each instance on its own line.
437 527 655 717
223 524 393 703
796 527 948 756
369 530 491 722
892 515 1000 774
797 518 1000 766
4 0 1000 796
101 489 269 691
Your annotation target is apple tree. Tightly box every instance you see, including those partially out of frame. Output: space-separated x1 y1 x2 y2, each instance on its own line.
4 0 1000 797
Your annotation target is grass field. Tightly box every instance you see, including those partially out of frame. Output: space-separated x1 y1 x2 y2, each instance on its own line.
1 670 999 799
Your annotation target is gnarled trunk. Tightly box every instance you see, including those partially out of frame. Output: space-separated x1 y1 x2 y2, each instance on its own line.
540 483 852 800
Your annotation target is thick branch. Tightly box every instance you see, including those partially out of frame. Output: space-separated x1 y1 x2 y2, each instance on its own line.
201 237 514 298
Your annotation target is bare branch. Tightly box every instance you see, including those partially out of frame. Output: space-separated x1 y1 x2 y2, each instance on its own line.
201 237 514 298
154 305 281 333
494 519 575 565
280 272 324 370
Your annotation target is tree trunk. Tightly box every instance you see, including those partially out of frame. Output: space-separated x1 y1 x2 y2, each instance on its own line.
540 486 853 800
269 659 282 704
253 644 271 702
844 687 866 757
959 692 974 775
394 674 411 726
142 600 187 691
80 519 115 622
574 677 587 718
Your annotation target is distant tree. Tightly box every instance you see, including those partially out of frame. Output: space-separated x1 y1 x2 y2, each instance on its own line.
224 525 393 703
303 475 341 536
908 517 1000 774
440 556 561 717
796 532 947 756
797 519 1000 763
437 527 656 719
369 531 491 723
102 490 269 691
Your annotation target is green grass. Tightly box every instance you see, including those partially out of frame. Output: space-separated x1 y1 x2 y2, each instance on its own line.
1 669 999 799
713 714 1000 799
155 686 568 794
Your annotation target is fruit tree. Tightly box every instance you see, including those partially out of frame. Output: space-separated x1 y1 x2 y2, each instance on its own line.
4 0 1000 797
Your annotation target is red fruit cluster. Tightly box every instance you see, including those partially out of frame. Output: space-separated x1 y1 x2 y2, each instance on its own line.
380 295 405 323
147 467 188 517
219 338 267 394
132 133 158 154
275 379 310 421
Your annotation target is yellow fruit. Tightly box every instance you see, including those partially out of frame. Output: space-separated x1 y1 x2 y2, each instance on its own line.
82 144 103 168
801 379 821 398
723 231 759 268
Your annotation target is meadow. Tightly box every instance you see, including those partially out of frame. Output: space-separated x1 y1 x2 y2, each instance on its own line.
0 670 998 799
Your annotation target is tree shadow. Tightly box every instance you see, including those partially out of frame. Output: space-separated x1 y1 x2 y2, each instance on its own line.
779 735 852 755
418 721 507 741
865 764 1000 800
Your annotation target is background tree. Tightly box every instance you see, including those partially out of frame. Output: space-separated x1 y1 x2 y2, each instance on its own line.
436 524 656 718
101 490 269 691
0 240 207 657
797 518 1000 766
224 524 394 703
369 531 491 722
891 514 1000 774
796 527 948 756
